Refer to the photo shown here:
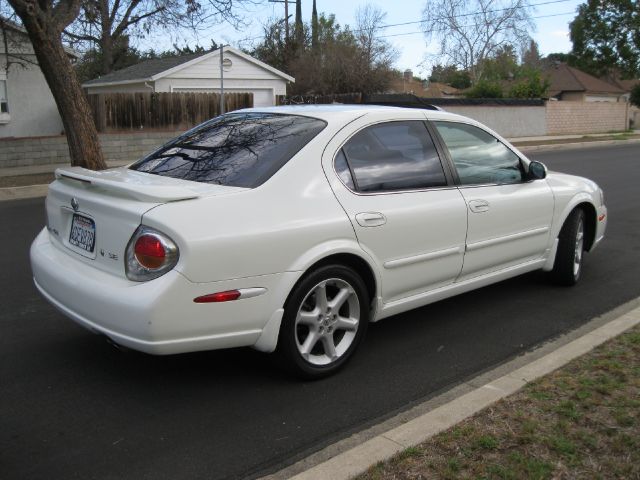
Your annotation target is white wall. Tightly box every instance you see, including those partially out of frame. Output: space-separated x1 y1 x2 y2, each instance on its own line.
444 105 547 138
0 55 64 138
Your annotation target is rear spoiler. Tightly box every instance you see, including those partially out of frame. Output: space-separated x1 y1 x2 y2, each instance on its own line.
54 167 218 203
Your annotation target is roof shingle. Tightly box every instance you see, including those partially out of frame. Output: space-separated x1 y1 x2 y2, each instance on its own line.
83 52 207 85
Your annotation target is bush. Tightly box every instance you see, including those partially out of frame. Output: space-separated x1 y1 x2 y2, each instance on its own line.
465 81 503 98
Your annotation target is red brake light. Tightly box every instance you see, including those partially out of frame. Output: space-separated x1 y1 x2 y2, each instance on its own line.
194 290 241 303
134 234 166 269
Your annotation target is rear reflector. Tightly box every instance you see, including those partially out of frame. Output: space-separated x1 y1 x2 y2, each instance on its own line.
194 290 242 303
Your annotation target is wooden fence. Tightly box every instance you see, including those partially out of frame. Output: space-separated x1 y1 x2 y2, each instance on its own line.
88 92 253 132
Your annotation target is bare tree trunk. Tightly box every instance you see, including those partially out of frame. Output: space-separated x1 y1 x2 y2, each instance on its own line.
8 0 106 170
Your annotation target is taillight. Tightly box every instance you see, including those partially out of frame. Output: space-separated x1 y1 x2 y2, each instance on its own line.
134 235 166 269
126 226 179 281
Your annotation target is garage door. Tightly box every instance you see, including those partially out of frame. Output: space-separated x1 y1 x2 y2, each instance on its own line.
171 87 274 108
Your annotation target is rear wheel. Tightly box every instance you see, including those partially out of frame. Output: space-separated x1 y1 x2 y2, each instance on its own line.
277 265 369 379
551 208 585 286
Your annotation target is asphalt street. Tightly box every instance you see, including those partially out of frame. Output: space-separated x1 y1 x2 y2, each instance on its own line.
1 143 639 480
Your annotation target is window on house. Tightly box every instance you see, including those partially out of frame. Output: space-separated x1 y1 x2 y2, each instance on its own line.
0 79 8 114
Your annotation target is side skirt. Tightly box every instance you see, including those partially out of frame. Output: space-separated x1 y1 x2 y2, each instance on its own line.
375 258 547 322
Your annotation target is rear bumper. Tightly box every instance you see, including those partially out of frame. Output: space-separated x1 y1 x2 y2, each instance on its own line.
31 228 292 355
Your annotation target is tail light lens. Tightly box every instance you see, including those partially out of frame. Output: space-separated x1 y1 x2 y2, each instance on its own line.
126 226 179 281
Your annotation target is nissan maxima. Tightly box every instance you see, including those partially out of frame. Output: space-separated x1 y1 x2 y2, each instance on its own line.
31 105 607 378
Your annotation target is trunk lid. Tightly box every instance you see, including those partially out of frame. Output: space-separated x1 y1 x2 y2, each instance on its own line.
45 167 245 278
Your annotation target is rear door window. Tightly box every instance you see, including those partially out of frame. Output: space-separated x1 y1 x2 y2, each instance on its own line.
131 113 326 188
337 121 447 193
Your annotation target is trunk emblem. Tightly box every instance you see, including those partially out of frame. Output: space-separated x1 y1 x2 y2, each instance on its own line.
71 197 80 212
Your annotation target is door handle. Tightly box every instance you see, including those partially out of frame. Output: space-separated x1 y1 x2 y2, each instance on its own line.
468 199 490 213
355 212 387 227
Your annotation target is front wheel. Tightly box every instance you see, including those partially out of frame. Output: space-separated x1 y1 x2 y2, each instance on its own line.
551 208 585 286
276 265 370 379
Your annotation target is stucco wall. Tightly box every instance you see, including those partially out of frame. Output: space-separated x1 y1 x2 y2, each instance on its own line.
0 57 65 138
0 131 178 168
444 105 547 138
546 101 629 135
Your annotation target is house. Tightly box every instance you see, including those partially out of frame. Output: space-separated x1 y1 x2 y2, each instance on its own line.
83 47 294 107
0 17 78 138
386 70 463 98
545 63 626 102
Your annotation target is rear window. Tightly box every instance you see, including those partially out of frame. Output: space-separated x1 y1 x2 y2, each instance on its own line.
130 113 327 188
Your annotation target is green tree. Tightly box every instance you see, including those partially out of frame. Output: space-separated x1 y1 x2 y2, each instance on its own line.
630 84 640 107
481 44 518 81
570 0 640 78
508 70 550 98
522 39 542 70
429 64 471 89
252 11 395 95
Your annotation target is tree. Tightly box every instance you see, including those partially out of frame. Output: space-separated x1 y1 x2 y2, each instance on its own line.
65 1 255 76
569 0 640 79
630 84 640 108
251 9 396 95
521 38 542 70
428 64 471 88
8 0 106 170
422 0 534 83
481 44 518 81
508 70 549 98
353 4 397 91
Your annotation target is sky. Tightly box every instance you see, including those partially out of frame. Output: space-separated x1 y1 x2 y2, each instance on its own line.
138 0 584 78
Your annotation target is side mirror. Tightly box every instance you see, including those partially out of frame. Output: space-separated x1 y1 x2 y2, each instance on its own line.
528 161 547 180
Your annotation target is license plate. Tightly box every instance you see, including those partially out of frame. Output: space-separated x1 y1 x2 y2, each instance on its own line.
69 214 96 253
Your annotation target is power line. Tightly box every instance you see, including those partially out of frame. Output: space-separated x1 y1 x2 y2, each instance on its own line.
379 11 576 39
352 0 575 34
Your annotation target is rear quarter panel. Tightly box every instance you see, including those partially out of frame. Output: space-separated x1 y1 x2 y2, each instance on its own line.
141 133 361 285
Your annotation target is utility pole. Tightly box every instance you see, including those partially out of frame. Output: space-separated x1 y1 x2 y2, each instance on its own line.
219 44 225 115
268 0 295 41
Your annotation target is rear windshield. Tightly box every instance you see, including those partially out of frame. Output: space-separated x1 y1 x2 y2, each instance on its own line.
130 113 327 188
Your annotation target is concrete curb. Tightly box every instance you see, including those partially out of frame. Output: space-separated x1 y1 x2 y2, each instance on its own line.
262 298 640 480
517 137 640 153
0 184 48 202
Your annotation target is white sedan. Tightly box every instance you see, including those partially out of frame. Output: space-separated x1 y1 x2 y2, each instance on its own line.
31 105 607 378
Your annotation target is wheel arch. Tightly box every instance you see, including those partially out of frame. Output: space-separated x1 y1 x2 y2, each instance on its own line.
577 202 597 252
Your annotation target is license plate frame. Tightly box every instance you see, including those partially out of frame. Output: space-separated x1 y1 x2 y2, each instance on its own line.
68 213 96 254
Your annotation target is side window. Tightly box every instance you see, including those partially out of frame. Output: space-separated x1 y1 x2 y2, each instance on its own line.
0 79 8 114
434 121 524 185
334 150 355 190
337 121 447 193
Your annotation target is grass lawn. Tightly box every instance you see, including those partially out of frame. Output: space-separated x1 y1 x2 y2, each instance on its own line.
359 325 640 480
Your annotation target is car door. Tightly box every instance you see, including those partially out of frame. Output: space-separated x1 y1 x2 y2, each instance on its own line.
431 121 554 280
323 117 468 303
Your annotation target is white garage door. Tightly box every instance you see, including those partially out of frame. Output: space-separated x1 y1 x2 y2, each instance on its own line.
171 87 274 107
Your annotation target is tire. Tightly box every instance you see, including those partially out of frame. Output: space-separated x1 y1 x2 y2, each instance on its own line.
276 265 370 379
551 208 586 286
